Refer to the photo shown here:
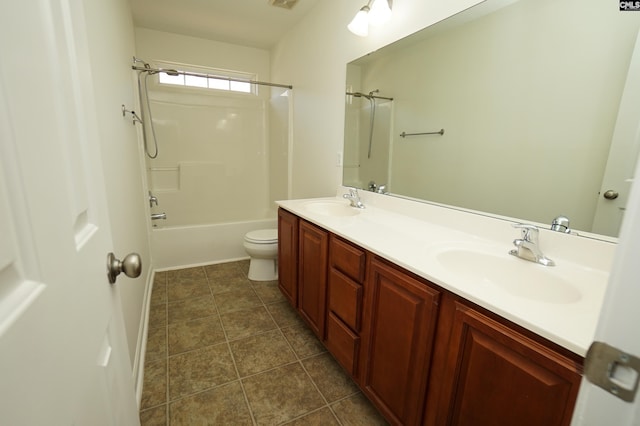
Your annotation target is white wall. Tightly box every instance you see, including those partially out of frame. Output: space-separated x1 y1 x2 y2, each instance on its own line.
270 0 484 199
82 0 151 372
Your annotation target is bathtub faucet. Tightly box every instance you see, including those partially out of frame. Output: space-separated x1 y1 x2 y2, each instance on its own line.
151 213 167 220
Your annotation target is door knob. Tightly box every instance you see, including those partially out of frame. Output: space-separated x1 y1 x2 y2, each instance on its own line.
107 252 142 284
603 190 619 200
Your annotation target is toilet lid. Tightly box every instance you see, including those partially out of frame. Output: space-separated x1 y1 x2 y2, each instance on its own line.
245 229 278 244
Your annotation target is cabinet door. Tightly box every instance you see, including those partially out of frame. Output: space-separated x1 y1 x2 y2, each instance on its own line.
277 208 298 307
434 299 582 426
298 220 329 339
361 257 441 426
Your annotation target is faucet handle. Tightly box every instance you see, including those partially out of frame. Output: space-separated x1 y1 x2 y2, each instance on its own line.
343 187 365 208
512 223 539 242
551 215 571 233
343 187 359 198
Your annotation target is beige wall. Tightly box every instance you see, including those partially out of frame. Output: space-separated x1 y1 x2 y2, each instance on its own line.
134 28 270 79
354 0 640 232
270 0 484 199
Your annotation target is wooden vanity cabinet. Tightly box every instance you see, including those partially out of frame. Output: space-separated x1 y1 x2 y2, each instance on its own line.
360 256 441 426
277 208 298 308
424 294 583 426
326 235 366 376
277 209 583 426
297 219 329 339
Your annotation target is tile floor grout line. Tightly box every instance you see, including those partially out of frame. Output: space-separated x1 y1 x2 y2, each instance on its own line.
164 272 175 422
277 404 333 425
208 270 258 426
236 358 300 381
141 261 385 425
164 275 170 423
229 262 260 426
325 389 365 426
297 358 331 406
275 314 338 422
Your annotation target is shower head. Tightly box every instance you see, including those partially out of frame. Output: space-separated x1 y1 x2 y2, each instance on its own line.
352 92 372 99
132 56 150 69
161 69 179 76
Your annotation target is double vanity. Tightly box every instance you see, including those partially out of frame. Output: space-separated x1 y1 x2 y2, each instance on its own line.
276 188 614 425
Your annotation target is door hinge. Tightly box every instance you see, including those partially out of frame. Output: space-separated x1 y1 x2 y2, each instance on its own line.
584 341 640 402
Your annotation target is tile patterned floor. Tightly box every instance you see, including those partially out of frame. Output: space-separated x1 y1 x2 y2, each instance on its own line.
140 260 388 425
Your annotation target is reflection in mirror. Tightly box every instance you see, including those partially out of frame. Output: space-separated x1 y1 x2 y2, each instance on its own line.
344 89 394 192
343 0 640 238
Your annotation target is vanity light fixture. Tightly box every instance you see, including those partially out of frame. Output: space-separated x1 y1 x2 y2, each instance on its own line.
348 0 392 37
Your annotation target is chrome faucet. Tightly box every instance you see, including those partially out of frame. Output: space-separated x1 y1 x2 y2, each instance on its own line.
368 181 388 194
151 212 167 220
550 215 571 233
343 188 365 209
149 191 158 208
509 223 555 266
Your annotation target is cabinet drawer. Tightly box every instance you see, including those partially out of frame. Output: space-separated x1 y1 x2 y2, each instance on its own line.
330 236 366 284
328 268 362 332
326 312 360 376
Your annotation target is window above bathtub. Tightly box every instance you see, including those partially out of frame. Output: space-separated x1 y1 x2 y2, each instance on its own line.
154 61 256 95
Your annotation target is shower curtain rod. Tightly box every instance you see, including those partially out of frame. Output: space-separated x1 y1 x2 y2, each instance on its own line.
346 91 394 101
132 65 293 89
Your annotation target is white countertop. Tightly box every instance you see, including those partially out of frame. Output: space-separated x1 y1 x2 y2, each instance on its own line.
276 188 616 356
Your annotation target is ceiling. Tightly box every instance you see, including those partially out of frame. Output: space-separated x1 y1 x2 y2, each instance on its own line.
130 0 322 49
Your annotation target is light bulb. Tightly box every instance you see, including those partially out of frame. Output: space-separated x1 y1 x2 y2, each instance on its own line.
347 6 370 37
369 0 391 26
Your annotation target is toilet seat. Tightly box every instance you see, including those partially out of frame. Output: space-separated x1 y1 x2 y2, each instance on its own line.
245 229 278 244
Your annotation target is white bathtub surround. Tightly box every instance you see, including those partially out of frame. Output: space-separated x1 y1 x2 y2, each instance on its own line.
277 187 616 356
151 218 277 270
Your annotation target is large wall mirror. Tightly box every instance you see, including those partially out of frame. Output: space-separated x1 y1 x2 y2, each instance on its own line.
344 0 640 238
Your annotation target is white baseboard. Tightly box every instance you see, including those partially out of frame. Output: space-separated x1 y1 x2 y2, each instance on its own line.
132 268 155 408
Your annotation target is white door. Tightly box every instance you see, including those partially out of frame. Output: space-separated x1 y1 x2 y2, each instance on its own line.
591 30 640 237
571 137 640 425
0 1 139 424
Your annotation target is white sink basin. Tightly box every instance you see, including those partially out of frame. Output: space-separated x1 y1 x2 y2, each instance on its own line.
303 200 361 217
435 246 583 304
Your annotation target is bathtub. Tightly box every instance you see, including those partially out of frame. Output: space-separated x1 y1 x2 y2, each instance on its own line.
151 217 277 270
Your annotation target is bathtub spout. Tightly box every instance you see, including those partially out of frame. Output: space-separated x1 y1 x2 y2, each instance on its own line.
151 213 167 220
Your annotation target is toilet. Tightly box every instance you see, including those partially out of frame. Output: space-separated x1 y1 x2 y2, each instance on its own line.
243 229 278 281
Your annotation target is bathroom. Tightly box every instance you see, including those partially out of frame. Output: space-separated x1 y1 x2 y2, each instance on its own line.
133 0 640 421
1 0 639 424
135 28 289 268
